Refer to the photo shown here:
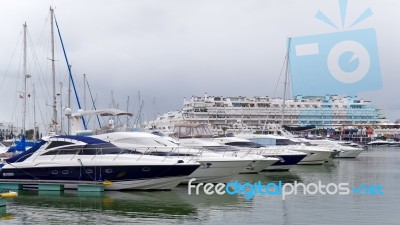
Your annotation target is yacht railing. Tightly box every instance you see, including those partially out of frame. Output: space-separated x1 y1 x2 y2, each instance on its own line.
36 145 205 164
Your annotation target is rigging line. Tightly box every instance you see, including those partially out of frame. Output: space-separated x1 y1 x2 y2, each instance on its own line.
53 14 87 130
27 30 51 106
10 46 24 123
37 95 48 135
85 76 102 128
34 14 49 53
0 30 22 93
262 52 288 133
33 15 50 79
27 31 53 132
134 101 144 126
272 53 288 98
27 27 52 120
27 29 51 95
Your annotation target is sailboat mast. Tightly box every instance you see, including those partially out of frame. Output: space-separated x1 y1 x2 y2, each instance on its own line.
23 23 27 83
281 37 292 127
50 7 57 132
67 67 71 134
22 22 27 136
59 82 63 133
33 84 37 140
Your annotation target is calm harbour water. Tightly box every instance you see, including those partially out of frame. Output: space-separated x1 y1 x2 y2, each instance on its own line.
1 147 399 225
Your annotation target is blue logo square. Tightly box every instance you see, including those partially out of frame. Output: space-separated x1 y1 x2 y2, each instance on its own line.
289 28 382 96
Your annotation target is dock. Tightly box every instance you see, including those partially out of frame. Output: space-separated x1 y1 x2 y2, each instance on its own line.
0 179 106 192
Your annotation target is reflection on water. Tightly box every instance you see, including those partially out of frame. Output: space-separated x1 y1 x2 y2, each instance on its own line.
7 190 198 221
2 185 247 224
259 171 303 183
1 147 399 224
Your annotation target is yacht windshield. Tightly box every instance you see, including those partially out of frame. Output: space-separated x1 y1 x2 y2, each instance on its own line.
45 141 74 149
224 142 263 148
114 137 178 147
250 138 297 146
41 143 141 156
276 139 297 146
203 145 238 152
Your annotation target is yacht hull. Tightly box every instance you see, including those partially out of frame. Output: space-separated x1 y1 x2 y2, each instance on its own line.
0 164 199 190
187 159 252 183
262 154 307 171
239 158 279 174
291 148 333 165
334 149 364 158
297 152 331 165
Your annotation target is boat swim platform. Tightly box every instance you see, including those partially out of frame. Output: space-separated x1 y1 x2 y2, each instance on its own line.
0 179 105 192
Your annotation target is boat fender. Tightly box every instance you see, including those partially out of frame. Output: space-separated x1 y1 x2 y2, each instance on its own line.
103 180 113 186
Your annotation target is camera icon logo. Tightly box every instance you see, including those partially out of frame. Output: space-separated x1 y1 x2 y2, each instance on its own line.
288 3 382 96
327 40 370 84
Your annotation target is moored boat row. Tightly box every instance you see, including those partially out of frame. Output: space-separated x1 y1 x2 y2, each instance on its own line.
0 108 374 192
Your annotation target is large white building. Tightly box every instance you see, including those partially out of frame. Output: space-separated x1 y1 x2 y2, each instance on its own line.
145 93 388 134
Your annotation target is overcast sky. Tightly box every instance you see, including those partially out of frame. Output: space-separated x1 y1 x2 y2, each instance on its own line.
0 0 399 131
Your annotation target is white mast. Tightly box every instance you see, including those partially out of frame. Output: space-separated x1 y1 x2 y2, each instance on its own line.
59 82 63 133
22 22 31 137
67 65 71 135
33 84 37 140
50 7 57 133
281 37 292 127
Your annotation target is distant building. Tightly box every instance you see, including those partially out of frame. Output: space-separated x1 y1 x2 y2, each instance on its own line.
145 93 389 134
0 121 19 140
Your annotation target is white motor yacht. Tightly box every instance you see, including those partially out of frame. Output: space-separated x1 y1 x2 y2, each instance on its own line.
94 132 263 183
303 139 364 158
235 134 334 165
213 136 307 171
174 137 279 174
0 135 200 190
366 139 400 147
169 123 280 173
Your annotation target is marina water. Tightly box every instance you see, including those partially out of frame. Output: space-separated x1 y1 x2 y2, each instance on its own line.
1 147 399 225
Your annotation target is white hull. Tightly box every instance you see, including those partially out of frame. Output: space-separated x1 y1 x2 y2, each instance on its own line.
261 145 332 165
297 151 332 165
239 157 279 174
63 176 188 190
304 139 364 159
335 149 364 158
188 159 252 183
104 176 187 190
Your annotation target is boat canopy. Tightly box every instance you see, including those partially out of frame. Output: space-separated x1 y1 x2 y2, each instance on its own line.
54 135 112 145
6 140 47 163
71 109 133 117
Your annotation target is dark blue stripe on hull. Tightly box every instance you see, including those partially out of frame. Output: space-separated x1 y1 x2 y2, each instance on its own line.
268 154 307 167
0 165 199 182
